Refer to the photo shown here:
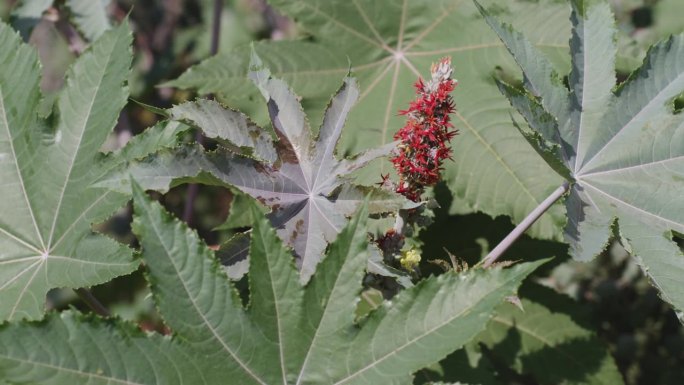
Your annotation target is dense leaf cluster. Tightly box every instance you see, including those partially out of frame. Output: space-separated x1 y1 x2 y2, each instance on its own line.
0 0 682 384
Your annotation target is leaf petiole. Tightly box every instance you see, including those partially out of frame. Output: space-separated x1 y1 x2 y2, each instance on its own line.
74 288 110 317
482 181 570 268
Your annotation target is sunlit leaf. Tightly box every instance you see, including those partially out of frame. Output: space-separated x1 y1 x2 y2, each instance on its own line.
0 180 547 384
65 0 112 41
167 0 576 240
0 21 186 321
98 53 412 282
481 0 684 312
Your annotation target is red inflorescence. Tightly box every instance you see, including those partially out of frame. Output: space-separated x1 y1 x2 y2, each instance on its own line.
390 57 458 201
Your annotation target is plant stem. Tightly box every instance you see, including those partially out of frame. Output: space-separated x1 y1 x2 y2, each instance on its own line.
210 0 223 56
74 288 111 317
182 157 202 224
183 0 223 224
393 209 409 233
482 181 570 268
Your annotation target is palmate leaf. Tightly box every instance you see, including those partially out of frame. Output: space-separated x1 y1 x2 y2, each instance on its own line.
479 0 684 312
0 21 186 321
0 180 547 384
98 53 412 283
167 0 575 240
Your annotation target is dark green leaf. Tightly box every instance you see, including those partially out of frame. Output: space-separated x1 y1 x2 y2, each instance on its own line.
0 180 548 384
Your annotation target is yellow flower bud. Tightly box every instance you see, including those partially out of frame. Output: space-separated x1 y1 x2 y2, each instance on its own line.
398 249 421 271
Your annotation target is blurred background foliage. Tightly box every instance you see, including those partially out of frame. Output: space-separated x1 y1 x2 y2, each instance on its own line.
1 1 682 384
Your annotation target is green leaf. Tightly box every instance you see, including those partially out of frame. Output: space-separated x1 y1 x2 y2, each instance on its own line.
138 180 548 384
216 231 251 280
309 262 549 384
130 180 275 384
417 344 502 385
652 0 684 40
215 191 268 231
0 179 548 384
0 312 206 384
172 0 256 63
99 55 412 283
166 0 574 240
114 120 189 162
65 0 112 41
494 80 572 181
367 243 414 288
218 195 413 286
168 99 277 163
476 285 623 385
0 21 184 322
0 21 140 321
481 0 684 312
612 0 684 72
474 1 571 129
426 284 623 385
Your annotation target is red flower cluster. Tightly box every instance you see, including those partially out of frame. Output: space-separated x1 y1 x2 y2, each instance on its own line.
390 57 457 201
